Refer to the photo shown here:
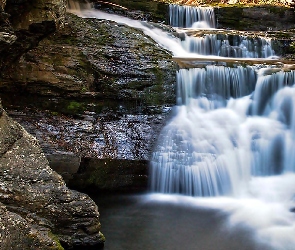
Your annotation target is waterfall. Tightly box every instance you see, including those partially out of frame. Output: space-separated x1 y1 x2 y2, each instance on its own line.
170 5 275 58
150 6 295 197
67 2 295 248
169 4 216 28
150 65 295 196
181 34 275 58
176 65 257 106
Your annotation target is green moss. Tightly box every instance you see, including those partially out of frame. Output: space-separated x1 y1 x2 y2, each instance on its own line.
99 231 106 242
81 86 88 93
66 101 84 112
48 232 64 250
289 42 295 53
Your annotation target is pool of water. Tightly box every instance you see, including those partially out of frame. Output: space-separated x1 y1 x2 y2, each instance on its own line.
92 194 272 250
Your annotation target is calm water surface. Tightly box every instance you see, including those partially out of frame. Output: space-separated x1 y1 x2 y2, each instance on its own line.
92 194 271 250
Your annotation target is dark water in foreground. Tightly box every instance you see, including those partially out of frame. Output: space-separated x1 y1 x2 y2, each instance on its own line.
92 194 271 250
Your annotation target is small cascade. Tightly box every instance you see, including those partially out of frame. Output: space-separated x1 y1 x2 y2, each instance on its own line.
176 65 257 106
169 4 215 28
251 68 295 115
171 6 276 58
182 34 275 58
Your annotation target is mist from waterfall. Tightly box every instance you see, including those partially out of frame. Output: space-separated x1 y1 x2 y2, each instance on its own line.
66 2 295 250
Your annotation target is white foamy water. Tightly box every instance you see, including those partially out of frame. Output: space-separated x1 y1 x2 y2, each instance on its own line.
67 2 295 249
145 173 295 250
182 34 275 58
168 5 276 58
67 1 192 57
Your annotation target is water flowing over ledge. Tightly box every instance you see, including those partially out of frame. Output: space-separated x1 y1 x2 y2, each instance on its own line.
150 68 295 196
169 4 216 28
150 5 295 197
172 55 295 68
181 34 275 58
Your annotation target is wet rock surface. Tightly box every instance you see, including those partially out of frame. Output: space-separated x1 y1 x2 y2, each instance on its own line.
0 93 171 192
0 13 176 103
0 8 176 191
0 94 172 160
215 6 295 31
0 103 105 249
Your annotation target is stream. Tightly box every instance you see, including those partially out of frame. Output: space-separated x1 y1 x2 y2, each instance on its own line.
68 2 295 250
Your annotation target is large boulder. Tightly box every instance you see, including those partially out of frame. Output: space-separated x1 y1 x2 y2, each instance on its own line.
0 13 176 102
0 102 105 249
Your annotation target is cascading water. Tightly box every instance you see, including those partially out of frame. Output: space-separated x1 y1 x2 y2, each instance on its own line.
181 34 275 57
170 4 275 57
150 68 295 196
150 4 295 198
68 2 295 249
169 4 216 28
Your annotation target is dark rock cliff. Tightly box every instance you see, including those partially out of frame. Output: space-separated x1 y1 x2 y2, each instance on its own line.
0 12 176 101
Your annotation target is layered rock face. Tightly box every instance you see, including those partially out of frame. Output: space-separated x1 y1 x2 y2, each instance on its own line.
216 6 295 31
0 102 105 249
